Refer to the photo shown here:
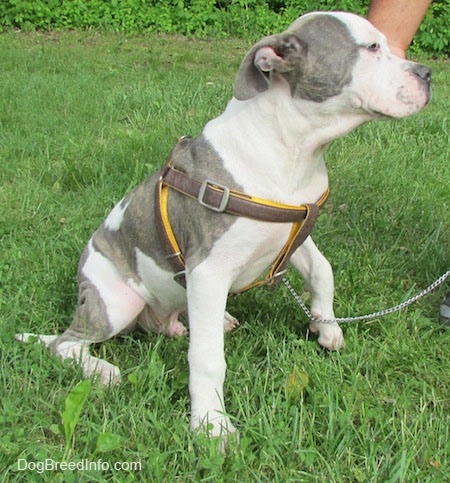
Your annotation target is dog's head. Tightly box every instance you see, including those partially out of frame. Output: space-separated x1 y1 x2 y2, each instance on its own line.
234 12 431 118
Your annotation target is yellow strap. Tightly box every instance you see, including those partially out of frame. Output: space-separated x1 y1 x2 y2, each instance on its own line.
267 220 304 278
235 187 329 210
317 187 329 207
225 189 310 212
159 182 185 265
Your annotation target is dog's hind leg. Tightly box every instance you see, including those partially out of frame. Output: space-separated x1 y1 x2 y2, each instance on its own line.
224 311 239 332
290 237 344 350
18 242 146 384
136 306 239 336
137 305 187 337
52 254 147 383
16 334 59 345
48 273 145 384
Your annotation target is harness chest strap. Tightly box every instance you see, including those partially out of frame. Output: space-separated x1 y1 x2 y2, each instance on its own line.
155 164 329 293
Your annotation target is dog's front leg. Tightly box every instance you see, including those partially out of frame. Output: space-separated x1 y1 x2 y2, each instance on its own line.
290 237 344 350
186 264 236 438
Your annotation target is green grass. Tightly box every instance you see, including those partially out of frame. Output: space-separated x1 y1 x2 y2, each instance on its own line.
0 31 449 482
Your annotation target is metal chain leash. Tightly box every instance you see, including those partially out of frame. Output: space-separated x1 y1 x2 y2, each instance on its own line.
283 270 450 325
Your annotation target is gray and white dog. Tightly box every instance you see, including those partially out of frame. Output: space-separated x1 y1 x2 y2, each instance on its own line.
18 12 430 438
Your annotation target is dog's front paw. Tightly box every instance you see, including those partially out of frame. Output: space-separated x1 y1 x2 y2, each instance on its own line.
317 326 345 350
193 418 240 454
310 314 344 350
191 412 237 441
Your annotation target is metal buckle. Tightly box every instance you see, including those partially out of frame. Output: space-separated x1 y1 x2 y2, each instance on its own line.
173 270 186 287
266 269 288 285
165 251 182 260
198 180 230 213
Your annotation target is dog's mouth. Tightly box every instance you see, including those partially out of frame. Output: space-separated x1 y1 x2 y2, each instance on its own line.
351 93 391 119
357 98 387 118
365 106 387 118
361 90 430 119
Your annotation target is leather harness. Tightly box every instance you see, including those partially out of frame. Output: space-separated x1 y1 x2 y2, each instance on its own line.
155 160 329 295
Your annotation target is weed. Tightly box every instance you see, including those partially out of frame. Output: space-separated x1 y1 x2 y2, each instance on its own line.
62 380 92 460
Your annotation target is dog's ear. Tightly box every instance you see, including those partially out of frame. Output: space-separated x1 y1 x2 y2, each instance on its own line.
234 34 307 101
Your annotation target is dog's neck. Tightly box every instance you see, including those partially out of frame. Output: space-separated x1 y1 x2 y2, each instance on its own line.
203 87 370 205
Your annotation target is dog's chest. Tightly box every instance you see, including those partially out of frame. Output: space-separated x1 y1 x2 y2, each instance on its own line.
207 216 292 291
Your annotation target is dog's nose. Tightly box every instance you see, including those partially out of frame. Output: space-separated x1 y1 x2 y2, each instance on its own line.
412 64 431 84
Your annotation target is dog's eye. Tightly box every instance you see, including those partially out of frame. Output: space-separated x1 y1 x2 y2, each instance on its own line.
366 42 380 52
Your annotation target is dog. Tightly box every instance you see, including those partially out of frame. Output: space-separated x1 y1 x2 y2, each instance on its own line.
17 11 430 438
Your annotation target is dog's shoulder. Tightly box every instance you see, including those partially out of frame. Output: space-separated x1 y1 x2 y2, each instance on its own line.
170 135 242 191
167 135 242 268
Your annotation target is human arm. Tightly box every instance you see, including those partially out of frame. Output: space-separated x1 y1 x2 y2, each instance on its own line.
367 0 432 57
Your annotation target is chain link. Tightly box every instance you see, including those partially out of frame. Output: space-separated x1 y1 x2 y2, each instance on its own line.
283 270 450 325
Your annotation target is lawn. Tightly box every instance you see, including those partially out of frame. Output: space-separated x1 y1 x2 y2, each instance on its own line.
0 30 449 482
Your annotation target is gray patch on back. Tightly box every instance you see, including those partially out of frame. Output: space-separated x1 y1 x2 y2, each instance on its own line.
89 135 241 280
